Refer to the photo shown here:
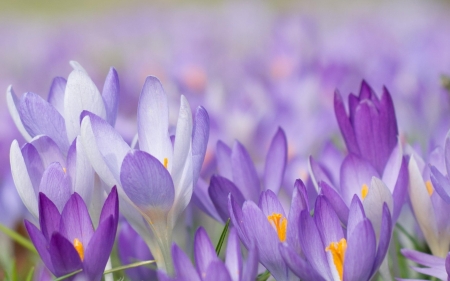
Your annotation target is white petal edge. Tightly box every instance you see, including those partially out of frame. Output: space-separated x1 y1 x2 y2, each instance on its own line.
6 86 32 141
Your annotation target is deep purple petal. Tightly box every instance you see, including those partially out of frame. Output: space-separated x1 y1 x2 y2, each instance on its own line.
19 92 69 152
209 175 245 223
47 76 67 116
204 261 233 281
83 217 116 281
120 150 174 211
263 127 287 194
48 232 82 277
344 219 376 281
231 141 260 202
172 244 201 281
334 90 360 155
25 220 55 274
192 178 223 222
319 181 349 226
225 228 242 281
39 193 61 241
99 186 119 226
39 162 72 212
391 158 408 221
216 140 232 179
194 227 218 278
192 106 210 186
102 67 119 126
228 194 251 247
60 193 94 247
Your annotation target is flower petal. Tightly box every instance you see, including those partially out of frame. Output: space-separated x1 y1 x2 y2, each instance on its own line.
287 180 309 252
314 196 344 246
39 162 72 212
48 232 83 277
258 189 286 218
216 140 232 179
204 261 233 281
38 193 61 241
334 90 359 155
137 76 172 166
225 228 242 281
99 186 119 226
231 141 260 202
372 203 392 275
279 244 324 281
209 175 245 222
47 77 67 116
6 85 32 141
192 106 210 185
19 92 69 152
228 194 251 247
64 69 106 142
263 127 287 194
30 135 66 168
192 178 223 222
120 150 175 213
25 220 55 274
194 227 218 278
172 244 201 281
319 181 349 226
241 245 259 281
101 67 119 127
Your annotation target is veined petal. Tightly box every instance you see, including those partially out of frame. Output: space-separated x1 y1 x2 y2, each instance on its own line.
231 141 260 202
319 181 349 226
225 228 242 281
30 135 66 168
192 178 223 222
137 76 172 166
39 163 72 212
209 175 245 222
279 244 324 281
372 203 392 275
172 244 201 281
38 193 61 241
24 220 55 273
287 180 309 251
347 195 366 237
194 227 218 278
309 156 334 192
48 232 83 277
169 95 193 228
314 196 344 246
6 85 32 141
192 106 209 186
48 77 67 116
204 261 233 281
64 69 106 142
68 137 94 207
101 67 119 127
60 193 95 247
19 92 69 153
258 189 286 218
241 245 259 281
10 140 39 217
228 194 251 248
99 186 119 226
263 127 287 194
120 150 175 215
334 90 359 155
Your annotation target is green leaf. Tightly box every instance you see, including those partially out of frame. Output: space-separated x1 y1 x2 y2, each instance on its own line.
442 75 450 93
25 267 35 281
53 269 83 281
0 223 37 254
395 223 423 251
256 270 271 281
11 260 18 281
215 218 230 256
103 260 156 275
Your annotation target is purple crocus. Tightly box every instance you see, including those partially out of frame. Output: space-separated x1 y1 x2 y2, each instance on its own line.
158 227 258 281
228 179 308 281
399 249 450 280
195 128 287 223
118 220 156 281
25 186 119 281
79 76 209 271
282 194 391 281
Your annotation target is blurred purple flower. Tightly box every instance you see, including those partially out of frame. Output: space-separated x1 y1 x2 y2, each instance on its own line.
158 227 258 281
400 249 450 280
25 186 118 281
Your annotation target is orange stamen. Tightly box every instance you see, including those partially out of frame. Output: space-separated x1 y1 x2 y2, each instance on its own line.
326 238 347 281
425 180 434 196
267 213 288 242
73 238 84 261
163 158 168 169
361 184 369 200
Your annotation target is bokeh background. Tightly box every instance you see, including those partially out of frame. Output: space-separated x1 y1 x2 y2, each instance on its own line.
1 0 450 279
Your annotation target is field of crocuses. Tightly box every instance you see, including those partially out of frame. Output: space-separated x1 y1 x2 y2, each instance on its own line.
1 1 450 280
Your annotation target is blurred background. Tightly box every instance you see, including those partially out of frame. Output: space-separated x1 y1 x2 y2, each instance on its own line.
1 0 450 278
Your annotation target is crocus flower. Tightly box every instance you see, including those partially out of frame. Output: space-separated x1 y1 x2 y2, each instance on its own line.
228 179 308 281
283 194 391 281
79 76 209 271
118 220 156 281
399 249 450 281
8 61 119 220
158 227 258 281
195 127 287 223
25 186 119 281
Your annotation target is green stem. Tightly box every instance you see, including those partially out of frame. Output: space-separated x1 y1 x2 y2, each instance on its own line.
103 260 156 275
0 223 37 254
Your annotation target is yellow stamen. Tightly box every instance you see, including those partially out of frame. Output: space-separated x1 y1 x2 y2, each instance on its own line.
63 167 67 174
267 213 288 242
326 238 347 281
361 184 369 200
425 180 434 196
73 238 84 261
163 158 168 169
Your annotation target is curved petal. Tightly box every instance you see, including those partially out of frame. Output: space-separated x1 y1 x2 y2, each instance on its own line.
287 180 309 252
19 92 69 152
216 140 232 179
241 245 259 281
60 193 95 247
372 203 392 276
381 140 402 192
209 175 245 222
25 220 55 274
231 141 260 202
6 85 32 141
319 181 349 226
258 189 286 218
120 150 175 216
225 228 242 281
99 186 119 226
68 137 94 207
347 195 366 236
314 196 344 246
39 162 72 212
192 178 223 222
64 69 106 142
334 90 359 155
137 76 172 166
171 244 201 281
48 232 83 277
263 127 287 194
192 106 210 185
194 227 218 278
30 135 66 168
38 193 61 241
228 194 250 247
48 77 67 116
431 165 450 203
10 140 40 217
309 156 334 192
204 261 233 281
101 67 119 127
279 243 324 281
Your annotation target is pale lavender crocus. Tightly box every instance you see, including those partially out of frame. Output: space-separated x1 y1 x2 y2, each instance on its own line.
158 227 258 281
399 249 450 281
79 76 209 271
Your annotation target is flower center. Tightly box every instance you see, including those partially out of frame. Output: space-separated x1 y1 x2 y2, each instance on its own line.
326 238 347 281
361 184 369 200
163 158 168 169
73 238 84 261
267 213 288 242
425 180 434 196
